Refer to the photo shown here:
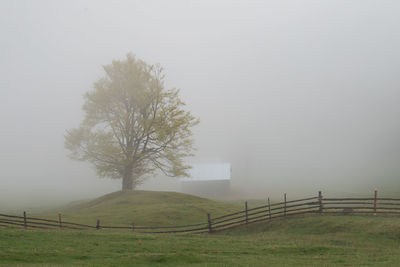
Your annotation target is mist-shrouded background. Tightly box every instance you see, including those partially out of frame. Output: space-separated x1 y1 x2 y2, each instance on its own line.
1 0 400 209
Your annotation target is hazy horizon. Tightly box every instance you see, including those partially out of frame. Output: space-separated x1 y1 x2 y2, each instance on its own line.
1 1 400 209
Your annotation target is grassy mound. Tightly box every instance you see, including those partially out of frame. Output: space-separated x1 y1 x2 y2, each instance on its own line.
37 190 240 227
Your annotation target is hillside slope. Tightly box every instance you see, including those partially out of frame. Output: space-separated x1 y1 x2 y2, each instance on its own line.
220 213 400 237
38 190 240 226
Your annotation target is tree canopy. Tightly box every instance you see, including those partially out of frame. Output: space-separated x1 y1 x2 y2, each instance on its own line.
65 54 199 190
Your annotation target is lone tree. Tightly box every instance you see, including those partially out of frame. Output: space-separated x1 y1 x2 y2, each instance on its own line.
65 54 199 190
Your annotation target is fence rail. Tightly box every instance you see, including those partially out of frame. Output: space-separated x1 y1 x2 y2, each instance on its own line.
1 189 399 234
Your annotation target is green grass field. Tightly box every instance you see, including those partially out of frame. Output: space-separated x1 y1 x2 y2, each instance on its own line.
1 215 400 266
1 191 400 266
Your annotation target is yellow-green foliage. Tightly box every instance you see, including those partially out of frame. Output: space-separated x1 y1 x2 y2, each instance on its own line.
65 54 199 190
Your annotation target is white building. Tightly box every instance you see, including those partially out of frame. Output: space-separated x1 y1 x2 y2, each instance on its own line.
180 163 231 198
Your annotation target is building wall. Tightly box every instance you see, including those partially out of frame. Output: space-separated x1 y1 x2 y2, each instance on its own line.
180 180 230 198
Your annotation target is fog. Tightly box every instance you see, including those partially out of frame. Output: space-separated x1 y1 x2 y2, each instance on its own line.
1 1 400 209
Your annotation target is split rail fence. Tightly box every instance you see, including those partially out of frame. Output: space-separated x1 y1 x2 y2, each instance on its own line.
1 190 400 234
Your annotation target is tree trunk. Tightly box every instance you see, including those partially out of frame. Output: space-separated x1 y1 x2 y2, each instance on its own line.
122 165 134 190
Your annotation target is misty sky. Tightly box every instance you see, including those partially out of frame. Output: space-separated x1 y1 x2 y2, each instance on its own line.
1 0 400 205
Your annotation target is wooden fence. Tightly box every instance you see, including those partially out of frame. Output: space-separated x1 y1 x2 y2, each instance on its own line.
1 190 400 234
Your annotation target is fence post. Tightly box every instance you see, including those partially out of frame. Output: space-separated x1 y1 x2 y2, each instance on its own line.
374 188 378 216
207 213 213 233
96 219 100 230
132 222 135 232
245 201 248 224
23 211 27 229
284 193 287 216
318 191 323 214
268 197 272 220
58 212 62 228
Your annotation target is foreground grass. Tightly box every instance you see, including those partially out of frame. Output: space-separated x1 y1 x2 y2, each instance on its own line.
1 215 400 266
